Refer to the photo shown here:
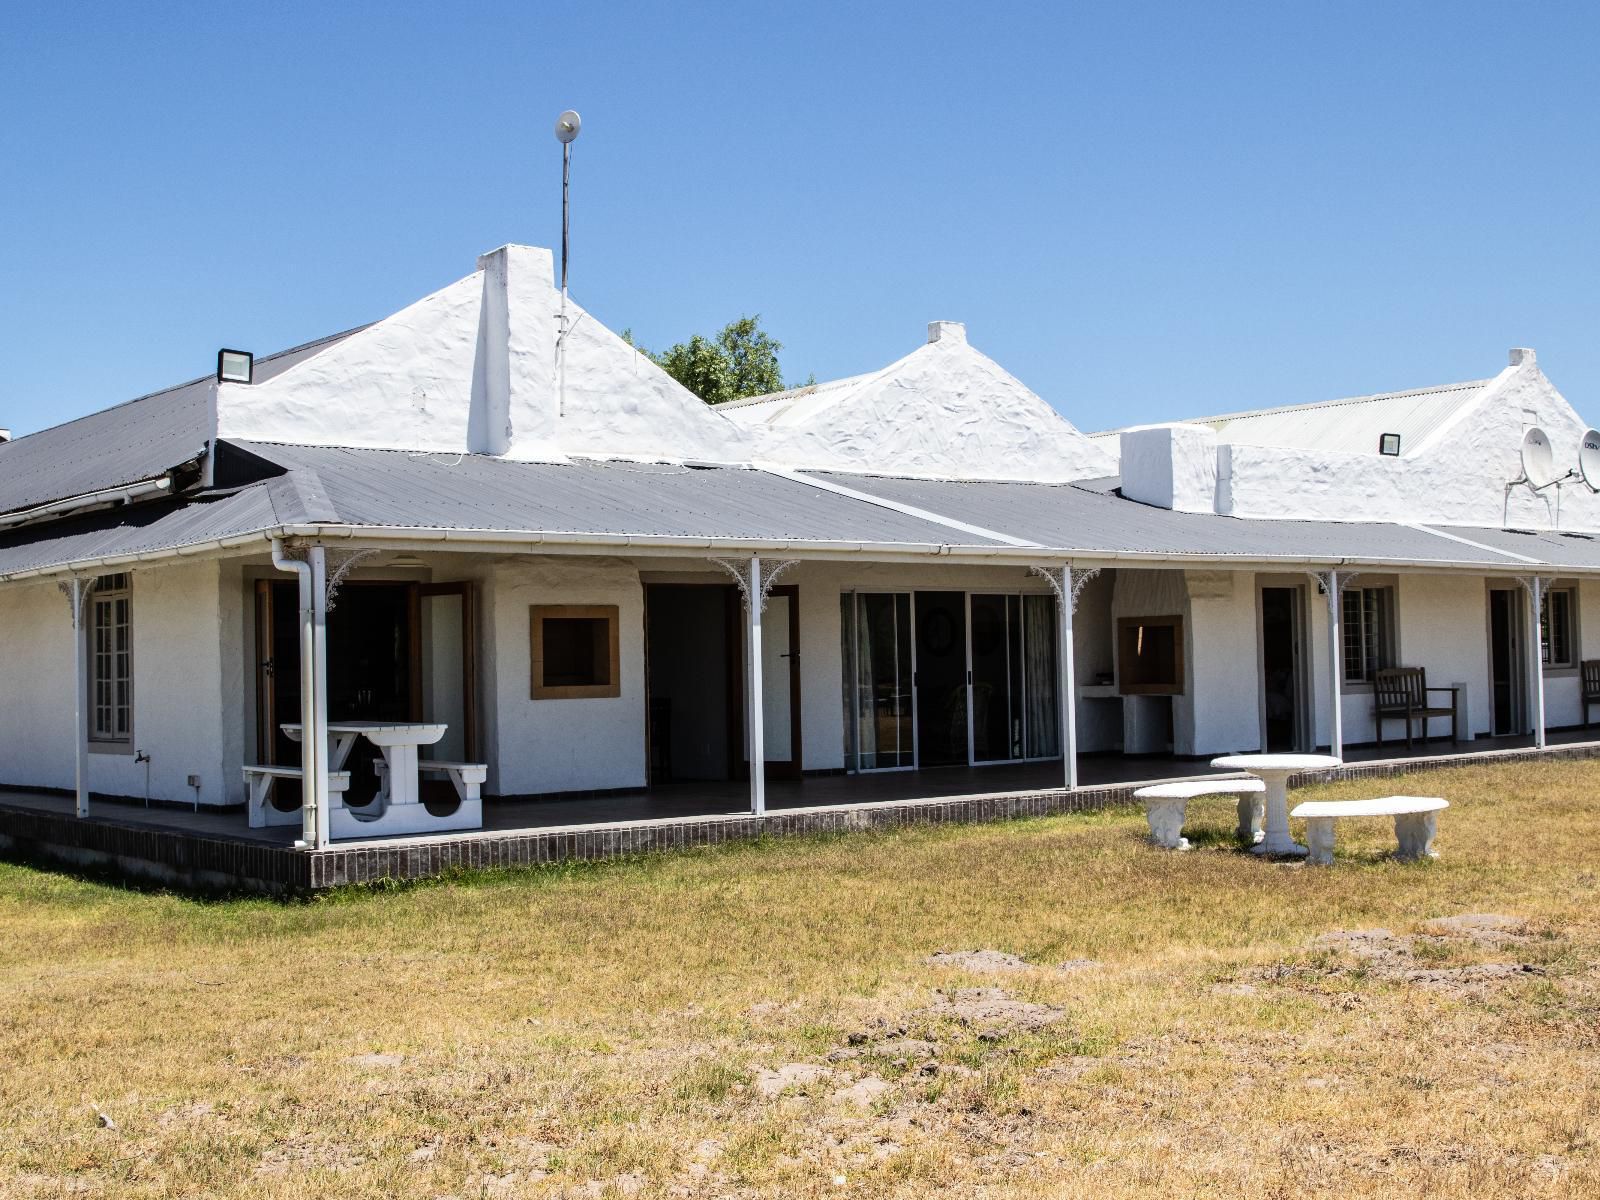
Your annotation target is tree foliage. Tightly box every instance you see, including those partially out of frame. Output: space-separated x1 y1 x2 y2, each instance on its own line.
625 315 792 405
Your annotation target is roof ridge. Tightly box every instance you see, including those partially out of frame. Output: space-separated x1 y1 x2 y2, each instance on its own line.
1091 378 1492 437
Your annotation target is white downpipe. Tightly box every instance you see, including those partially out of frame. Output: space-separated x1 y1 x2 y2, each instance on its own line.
1327 569 1343 760
1531 577 1547 749
1059 566 1078 790
71 577 91 818
309 545 332 847
270 538 324 849
748 555 766 818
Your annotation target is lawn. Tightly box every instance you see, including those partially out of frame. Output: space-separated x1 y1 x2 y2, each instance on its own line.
2 759 1598 1198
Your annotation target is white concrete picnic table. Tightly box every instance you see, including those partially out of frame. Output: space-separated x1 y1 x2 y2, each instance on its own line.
282 721 447 811
1210 753 1343 857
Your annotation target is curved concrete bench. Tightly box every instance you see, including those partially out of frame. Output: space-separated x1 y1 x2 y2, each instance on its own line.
1289 796 1448 865
1134 779 1267 850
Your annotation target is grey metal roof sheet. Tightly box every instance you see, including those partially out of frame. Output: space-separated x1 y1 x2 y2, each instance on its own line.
234 443 1006 547
1430 526 1600 571
809 472 1536 568
0 327 364 519
0 484 286 578
0 377 213 517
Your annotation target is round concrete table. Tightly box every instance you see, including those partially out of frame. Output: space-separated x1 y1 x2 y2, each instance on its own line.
1209 754 1342 857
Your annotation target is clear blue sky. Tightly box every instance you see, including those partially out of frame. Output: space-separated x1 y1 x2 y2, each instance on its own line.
4 2 1598 438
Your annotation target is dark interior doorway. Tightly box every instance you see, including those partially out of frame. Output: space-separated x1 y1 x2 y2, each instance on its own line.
1261 587 1302 752
645 584 737 783
1490 589 1523 735
915 591 969 766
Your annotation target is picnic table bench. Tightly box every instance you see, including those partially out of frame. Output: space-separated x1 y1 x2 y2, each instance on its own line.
1289 795 1448 865
243 764 352 828
1135 779 1267 850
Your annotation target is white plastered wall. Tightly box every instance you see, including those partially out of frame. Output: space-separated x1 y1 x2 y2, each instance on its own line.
482 556 647 796
1222 355 1600 530
0 561 232 805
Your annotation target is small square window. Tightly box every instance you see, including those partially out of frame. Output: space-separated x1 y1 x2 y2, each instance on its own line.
531 605 620 699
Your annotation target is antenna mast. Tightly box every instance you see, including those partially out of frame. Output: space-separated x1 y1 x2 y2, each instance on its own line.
555 109 581 419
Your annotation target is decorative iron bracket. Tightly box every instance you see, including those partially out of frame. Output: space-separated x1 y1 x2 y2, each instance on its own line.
709 557 800 613
1307 568 1361 599
324 549 382 611
1028 564 1100 613
57 575 98 628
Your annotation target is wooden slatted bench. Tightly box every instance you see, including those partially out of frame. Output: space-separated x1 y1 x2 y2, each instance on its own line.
1134 779 1267 850
1289 796 1448 865
243 765 352 828
1373 668 1460 749
1583 660 1600 727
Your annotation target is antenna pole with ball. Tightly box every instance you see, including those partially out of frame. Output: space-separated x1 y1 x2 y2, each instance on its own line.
555 109 581 419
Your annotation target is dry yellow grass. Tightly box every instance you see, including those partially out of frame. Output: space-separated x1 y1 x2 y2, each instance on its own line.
3 758 1599 1198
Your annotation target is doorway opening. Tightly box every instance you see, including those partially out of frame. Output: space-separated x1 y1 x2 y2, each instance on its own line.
643 582 802 785
1489 588 1527 735
1260 586 1307 752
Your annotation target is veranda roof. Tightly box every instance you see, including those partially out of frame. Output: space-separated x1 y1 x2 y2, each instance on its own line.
1 440 1595 582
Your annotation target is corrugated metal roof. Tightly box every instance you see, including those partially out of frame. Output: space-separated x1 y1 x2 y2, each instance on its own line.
807 472 1545 568
0 327 364 519
0 377 213 517
718 369 886 424
235 443 1006 548
1092 379 1493 457
0 485 286 578
10 441 1600 582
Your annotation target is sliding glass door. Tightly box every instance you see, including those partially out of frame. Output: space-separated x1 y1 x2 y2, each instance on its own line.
841 592 915 770
970 593 1060 762
842 589 1060 772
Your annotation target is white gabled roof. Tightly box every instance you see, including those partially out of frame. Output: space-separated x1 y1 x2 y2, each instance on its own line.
1093 378 1496 458
721 322 1116 483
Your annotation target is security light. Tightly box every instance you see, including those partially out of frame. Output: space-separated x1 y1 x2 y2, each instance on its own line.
217 349 253 384
1378 433 1401 456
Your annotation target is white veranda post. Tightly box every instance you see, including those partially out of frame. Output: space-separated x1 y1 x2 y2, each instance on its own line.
1326 569 1343 760
1030 563 1096 790
64 575 98 819
748 555 765 818
1309 568 1352 761
710 555 799 818
1524 576 1548 750
309 545 332 847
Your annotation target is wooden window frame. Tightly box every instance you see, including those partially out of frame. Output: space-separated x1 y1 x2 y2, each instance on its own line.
87 572 134 750
1541 585 1578 671
531 604 621 700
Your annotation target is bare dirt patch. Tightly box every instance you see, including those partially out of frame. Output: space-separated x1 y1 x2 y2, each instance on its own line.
924 986 1068 1040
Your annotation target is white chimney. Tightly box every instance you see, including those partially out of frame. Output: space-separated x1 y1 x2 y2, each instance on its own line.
926 320 966 345
1119 425 1219 514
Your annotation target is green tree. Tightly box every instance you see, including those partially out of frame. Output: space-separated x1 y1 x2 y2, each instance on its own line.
628 315 792 404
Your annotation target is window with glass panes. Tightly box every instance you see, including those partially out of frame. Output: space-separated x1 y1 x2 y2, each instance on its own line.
1540 586 1576 668
1341 586 1395 683
88 573 133 743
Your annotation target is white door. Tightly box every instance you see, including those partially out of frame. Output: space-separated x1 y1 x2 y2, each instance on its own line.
762 593 794 760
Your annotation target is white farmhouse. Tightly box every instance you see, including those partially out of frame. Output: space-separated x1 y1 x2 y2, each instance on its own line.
2 244 1596 887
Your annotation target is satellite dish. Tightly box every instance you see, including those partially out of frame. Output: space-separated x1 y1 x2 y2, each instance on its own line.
555 110 581 143
1521 426 1557 489
1580 429 1600 492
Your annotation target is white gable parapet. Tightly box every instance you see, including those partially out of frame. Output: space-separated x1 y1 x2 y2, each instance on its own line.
728 323 1116 483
